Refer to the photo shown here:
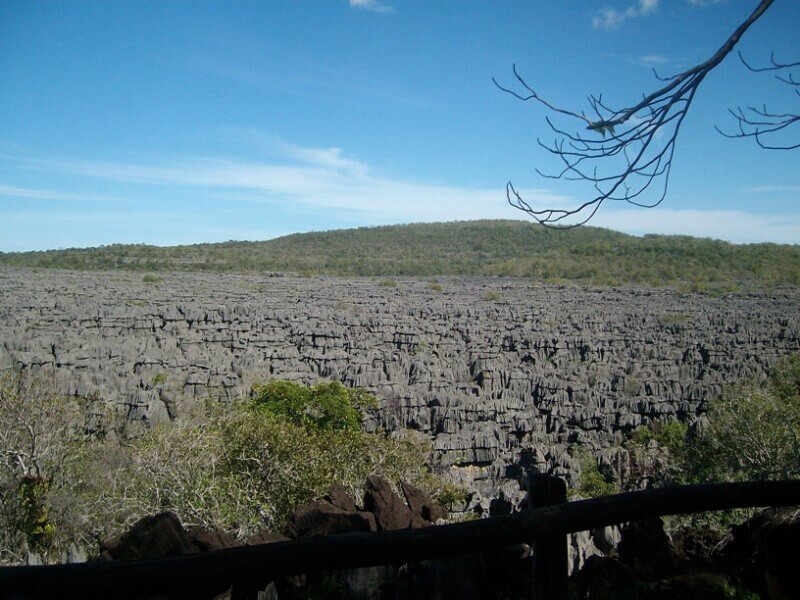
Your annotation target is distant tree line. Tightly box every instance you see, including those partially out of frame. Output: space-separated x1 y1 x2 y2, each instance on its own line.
1 221 799 290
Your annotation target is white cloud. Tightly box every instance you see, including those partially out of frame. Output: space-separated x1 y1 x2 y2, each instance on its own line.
594 208 800 244
7 138 799 245
743 185 800 194
228 130 369 176
17 147 562 224
593 0 659 30
0 184 123 202
638 54 668 65
349 0 391 14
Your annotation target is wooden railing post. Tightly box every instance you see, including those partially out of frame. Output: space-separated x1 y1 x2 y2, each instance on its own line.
3 481 800 599
530 475 568 600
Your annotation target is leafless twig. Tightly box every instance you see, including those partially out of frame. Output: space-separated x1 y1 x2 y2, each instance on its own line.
715 51 800 150
494 0 776 227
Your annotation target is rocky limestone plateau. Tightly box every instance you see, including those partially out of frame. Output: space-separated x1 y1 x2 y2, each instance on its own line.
1 268 798 521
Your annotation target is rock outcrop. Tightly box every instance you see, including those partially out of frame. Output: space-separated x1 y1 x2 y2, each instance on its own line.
99 512 197 562
574 511 800 599
1 268 798 508
284 499 378 538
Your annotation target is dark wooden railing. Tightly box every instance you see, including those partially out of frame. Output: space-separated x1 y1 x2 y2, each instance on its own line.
1 480 799 599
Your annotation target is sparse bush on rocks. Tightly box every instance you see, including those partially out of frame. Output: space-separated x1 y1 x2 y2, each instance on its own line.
684 357 800 485
0 373 87 563
571 353 800 509
250 380 377 432
610 353 800 530
571 453 621 499
0 376 440 564
481 290 503 302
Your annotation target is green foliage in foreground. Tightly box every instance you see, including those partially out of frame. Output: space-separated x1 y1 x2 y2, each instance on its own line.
250 380 378 432
571 453 621 500
572 575 760 600
574 354 800 504
641 353 799 486
603 353 800 529
684 364 800 485
2 220 799 289
0 376 440 564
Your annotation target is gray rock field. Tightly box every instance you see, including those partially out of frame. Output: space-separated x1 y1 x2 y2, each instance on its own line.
1 267 799 515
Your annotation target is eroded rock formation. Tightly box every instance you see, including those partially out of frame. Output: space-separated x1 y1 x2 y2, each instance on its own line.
1 268 798 510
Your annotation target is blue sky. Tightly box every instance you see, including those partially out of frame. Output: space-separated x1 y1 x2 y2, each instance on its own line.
1 0 798 251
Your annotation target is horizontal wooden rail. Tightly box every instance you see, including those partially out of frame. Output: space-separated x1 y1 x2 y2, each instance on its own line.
2 480 799 599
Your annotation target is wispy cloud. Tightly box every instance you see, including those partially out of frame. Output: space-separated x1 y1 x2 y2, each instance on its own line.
349 0 392 14
9 143 562 224
0 184 124 202
637 54 668 65
6 137 799 246
594 208 800 244
593 0 659 30
217 129 369 176
174 55 426 109
743 185 800 194
0 208 285 251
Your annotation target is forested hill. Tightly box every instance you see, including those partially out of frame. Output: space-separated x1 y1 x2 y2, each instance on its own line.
2 220 798 289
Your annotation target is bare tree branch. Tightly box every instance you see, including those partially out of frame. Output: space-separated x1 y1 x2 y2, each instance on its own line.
494 0 777 227
715 51 800 150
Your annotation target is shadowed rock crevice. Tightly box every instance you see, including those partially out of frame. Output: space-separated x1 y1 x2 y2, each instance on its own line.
1 268 798 511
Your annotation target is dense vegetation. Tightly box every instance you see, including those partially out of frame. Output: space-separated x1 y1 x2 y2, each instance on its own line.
578 353 800 527
0 377 442 564
2 220 799 289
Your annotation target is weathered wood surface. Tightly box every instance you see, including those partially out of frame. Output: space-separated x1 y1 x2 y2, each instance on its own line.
2 480 799 599
531 475 568 600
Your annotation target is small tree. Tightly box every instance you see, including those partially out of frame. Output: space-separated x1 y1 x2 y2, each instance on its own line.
622 353 800 490
250 380 377 432
0 373 85 559
685 355 800 483
0 377 444 562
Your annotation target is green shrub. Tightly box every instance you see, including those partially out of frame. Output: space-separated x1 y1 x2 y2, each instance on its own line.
218 406 434 529
686 386 800 483
627 420 689 458
142 274 162 283
622 354 800 531
625 420 689 490
0 376 441 563
378 279 397 288
657 421 690 457
770 353 800 401
434 482 469 512
626 354 800 488
481 290 503 302
571 453 620 499
677 354 800 486
0 373 86 562
426 282 443 292
250 380 377 432
73 397 436 537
